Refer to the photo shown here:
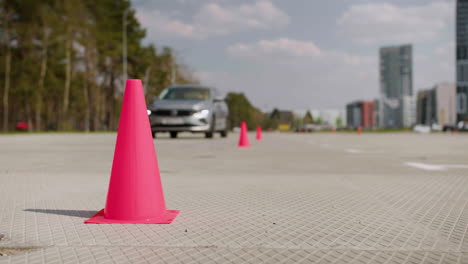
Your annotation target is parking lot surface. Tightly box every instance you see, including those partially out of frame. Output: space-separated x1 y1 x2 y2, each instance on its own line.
0 132 467 263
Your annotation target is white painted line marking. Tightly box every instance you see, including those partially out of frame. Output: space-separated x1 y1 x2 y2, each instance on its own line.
405 162 468 171
405 162 446 171
345 148 361 153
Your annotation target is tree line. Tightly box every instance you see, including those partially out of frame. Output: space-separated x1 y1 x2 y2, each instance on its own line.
224 93 344 131
0 0 197 132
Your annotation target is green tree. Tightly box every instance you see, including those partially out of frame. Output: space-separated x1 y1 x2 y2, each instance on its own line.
0 0 17 131
224 92 264 130
335 116 343 128
303 110 314 124
0 0 198 132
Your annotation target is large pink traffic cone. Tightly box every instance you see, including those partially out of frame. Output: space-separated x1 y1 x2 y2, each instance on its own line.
85 79 179 224
238 122 250 147
256 126 262 140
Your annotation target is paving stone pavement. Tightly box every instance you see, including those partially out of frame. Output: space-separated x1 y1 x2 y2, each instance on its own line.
0 132 467 263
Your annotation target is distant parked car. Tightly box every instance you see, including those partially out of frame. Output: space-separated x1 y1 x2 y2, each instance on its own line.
15 121 28 131
413 125 431 133
431 123 443 132
148 85 229 139
457 121 468 131
443 125 456 132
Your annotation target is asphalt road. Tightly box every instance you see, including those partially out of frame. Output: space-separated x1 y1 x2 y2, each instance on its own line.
0 132 467 263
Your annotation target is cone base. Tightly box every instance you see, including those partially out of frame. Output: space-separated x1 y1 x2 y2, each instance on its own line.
84 209 179 224
238 144 250 147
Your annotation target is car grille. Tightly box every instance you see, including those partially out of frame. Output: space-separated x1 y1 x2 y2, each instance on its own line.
154 124 196 127
151 109 194 116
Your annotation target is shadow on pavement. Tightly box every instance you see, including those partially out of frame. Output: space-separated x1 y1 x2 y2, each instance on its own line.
24 209 97 218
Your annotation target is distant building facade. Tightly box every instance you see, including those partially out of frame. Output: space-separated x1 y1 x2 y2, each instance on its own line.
436 83 457 126
346 101 375 129
346 102 361 128
379 44 414 128
361 101 375 128
416 89 436 125
416 83 456 126
373 99 380 128
457 0 468 122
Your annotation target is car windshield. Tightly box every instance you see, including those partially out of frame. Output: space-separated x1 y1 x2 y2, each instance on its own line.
159 87 210 101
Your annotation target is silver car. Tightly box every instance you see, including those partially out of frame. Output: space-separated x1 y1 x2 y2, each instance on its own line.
148 85 229 139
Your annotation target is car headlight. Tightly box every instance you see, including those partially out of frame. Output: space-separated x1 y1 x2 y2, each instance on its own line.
199 109 210 115
147 109 152 115
193 109 210 118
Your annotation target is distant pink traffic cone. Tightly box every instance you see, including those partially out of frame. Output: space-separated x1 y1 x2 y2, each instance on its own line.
238 122 250 147
85 79 179 224
357 126 362 135
331 128 336 134
256 126 262 140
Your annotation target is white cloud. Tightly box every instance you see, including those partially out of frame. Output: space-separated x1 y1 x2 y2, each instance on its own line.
338 1 453 45
136 0 289 39
227 38 322 58
435 41 454 57
414 42 455 91
215 38 378 109
226 38 373 67
146 12 196 38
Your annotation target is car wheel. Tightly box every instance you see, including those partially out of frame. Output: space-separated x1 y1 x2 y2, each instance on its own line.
220 129 228 138
152 132 156 138
205 116 215 138
170 131 178 138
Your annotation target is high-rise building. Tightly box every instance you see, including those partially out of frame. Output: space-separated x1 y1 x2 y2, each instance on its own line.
379 44 414 128
457 0 468 122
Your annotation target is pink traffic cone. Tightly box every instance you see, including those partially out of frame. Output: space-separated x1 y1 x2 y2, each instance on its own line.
85 79 179 224
256 126 262 140
357 126 362 135
238 122 250 147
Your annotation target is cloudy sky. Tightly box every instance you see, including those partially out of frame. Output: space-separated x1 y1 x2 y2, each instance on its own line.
134 0 454 111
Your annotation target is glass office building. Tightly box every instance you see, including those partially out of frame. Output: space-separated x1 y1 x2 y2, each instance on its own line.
379 44 413 128
457 0 468 122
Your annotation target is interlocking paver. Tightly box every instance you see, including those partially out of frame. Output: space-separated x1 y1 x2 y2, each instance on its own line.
0 133 467 263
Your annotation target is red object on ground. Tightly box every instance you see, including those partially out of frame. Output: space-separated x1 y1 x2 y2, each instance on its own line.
85 79 179 224
15 122 28 131
256 126 262 140
238 121 250 147
357 126 362 135
331 128 336 134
